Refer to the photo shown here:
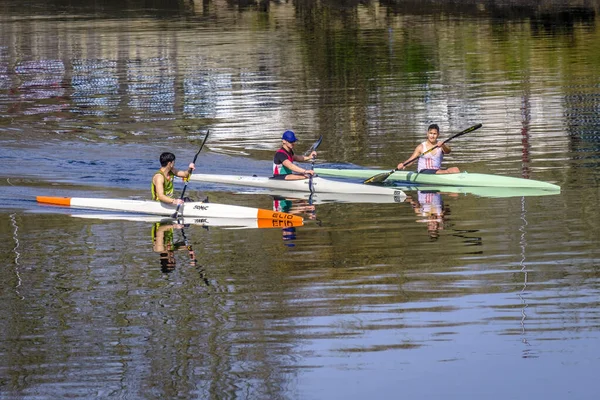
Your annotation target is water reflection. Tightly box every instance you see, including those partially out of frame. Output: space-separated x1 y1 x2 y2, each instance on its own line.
9 213 24 300
152 220 197 273
518 196 534 358
406 190 449 240
272 195 316 247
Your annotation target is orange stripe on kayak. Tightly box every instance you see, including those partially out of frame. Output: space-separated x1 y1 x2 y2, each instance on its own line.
256 209 303 224
36 196 72 206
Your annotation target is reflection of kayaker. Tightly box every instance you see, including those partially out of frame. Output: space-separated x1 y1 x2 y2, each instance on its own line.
152 222 196 273
407 191 449 240
273 196 315 215
273 194 315 247
282 227 297 247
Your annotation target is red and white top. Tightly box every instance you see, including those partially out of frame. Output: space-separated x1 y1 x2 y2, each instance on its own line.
417 142 443 172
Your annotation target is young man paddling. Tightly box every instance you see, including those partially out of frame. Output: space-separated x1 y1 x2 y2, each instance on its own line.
397 124 460 174
152 152 195 205
273 130 317 180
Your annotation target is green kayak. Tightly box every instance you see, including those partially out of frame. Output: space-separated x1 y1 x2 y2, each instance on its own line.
314 168 560 191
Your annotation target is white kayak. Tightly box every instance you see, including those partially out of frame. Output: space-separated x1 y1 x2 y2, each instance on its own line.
36 196 303 224
238 189 406 204
70 213 303 229
189 173 407 199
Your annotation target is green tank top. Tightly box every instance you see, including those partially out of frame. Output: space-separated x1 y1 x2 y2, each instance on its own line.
152 222 174 244
151 170 174 201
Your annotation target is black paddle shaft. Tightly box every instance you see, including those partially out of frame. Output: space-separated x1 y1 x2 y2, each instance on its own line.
305 135 323 193
171 130 210 218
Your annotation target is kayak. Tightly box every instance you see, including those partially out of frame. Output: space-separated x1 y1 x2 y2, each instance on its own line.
238 189 406 204
70 213 303 229
188 173 407 199
36 196 303 224
314 168 560 191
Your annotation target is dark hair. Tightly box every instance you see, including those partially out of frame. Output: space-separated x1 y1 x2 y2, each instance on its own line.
159 152 176 167
428 124 440 133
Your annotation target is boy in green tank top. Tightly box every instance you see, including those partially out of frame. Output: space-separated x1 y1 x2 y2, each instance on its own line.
151 152 195 205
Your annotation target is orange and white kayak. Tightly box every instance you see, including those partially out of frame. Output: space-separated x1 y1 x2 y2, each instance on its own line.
36 196 303 224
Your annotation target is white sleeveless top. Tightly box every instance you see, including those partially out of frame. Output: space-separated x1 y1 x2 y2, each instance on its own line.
417 141 443 172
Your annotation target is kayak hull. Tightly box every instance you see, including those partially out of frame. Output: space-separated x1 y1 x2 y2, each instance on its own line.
239 189 405 204
36 196 303 224
189 173 407 198
314 168 560 191
397 185 560 198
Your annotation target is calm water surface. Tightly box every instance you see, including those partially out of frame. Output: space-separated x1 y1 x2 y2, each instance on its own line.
1 1 599 399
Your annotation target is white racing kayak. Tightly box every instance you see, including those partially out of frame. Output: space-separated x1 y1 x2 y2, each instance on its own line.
71 213 303 229
36 196 304 224
189 173 407 199
239 189 406 204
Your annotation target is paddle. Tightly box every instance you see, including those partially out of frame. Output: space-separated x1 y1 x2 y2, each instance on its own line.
178 223 197 267
305 135 323 158
171 130 210 218
305 135 323 193
363 123 482 184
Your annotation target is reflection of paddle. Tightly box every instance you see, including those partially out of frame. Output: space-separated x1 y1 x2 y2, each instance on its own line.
171 130 209 218
177 222 197 267
363 124 482 184
305 135 323 193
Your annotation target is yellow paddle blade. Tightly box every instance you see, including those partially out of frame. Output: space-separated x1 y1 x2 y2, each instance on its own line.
363 170 395 184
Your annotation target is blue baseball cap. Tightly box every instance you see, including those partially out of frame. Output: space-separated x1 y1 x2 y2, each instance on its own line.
282 130 297 143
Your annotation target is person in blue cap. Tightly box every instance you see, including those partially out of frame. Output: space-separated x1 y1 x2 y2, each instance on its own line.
273 130 317 180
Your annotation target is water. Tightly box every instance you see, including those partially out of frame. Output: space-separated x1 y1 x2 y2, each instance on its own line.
1 1 599 399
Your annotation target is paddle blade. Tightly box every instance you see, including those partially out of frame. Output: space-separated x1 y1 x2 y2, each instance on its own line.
305 135 323 156
451 123 482 140
363 169 395 184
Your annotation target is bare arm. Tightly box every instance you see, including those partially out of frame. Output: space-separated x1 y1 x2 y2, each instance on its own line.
293 151 317 162
282 159 314 176
172 163 195 179
397 144 423 170
439 142 451 154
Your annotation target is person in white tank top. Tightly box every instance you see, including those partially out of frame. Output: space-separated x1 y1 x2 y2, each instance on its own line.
396 124 460 174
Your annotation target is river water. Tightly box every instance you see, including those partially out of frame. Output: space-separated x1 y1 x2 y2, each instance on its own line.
1 1 599 399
